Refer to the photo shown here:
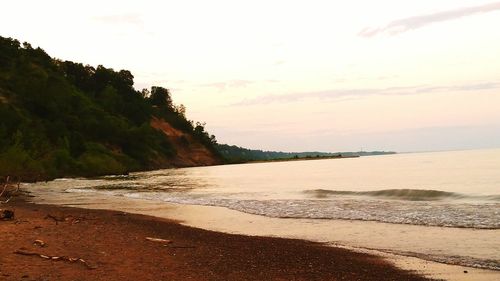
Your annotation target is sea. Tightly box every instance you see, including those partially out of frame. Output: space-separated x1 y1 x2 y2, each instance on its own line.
27 148 500 277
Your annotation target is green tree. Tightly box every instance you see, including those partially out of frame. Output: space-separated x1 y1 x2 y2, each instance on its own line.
149 86 173 109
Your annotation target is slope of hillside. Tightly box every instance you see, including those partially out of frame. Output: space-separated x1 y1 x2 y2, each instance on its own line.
151 117 221 167
0 36 221 181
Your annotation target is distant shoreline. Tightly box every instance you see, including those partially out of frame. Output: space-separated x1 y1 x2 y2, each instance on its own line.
245 154 360 164
227 151 397 165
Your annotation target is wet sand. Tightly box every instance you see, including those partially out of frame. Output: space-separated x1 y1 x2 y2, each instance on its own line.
0 199 430 281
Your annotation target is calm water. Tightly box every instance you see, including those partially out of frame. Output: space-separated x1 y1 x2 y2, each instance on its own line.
27 148 500 272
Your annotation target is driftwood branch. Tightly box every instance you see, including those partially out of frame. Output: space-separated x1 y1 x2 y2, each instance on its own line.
14 249 96 269
145 237 172 244
0 176 20 204
0 176 19 220
33 239 47 247
0 175 9 198
44 214 83 225
0 209 14 220
45 214 66 224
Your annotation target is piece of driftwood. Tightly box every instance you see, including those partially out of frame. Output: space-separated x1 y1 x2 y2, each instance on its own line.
145 237 172 244
0 209 14 220
44 214 83 225
44 214 66 224
0 176 20 204
14 249 96 269
0 176 11 199
33 240 46 247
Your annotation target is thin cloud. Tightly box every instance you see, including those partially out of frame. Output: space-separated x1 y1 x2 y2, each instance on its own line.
202 82 228 91
233 81 500 106
274 60 286 66
359 2 500 37
92 13 144 26
200 80 257 91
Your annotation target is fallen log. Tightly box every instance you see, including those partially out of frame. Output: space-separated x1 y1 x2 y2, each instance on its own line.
14 249 96 269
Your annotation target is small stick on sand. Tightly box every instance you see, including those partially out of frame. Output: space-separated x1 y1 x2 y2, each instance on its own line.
14 249 97 269
145 237 172 244
33 240 46 247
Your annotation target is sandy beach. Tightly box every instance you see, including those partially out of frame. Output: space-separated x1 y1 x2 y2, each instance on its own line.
0 198 431 281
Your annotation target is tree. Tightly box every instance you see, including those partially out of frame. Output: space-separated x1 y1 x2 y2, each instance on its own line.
174 104 186 116
140 88 150 98
149 86 173 109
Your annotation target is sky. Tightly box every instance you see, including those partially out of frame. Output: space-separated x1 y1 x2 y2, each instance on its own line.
2 0 500 152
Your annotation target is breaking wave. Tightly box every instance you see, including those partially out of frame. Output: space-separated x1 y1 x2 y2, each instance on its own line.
65 186 500 229
303 188 500 201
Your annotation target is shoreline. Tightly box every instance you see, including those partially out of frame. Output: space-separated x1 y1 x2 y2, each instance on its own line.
0 198 430 281
23 181 500 281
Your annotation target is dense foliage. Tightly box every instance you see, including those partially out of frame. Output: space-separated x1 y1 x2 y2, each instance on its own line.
0 36 217 180
216 144 340 163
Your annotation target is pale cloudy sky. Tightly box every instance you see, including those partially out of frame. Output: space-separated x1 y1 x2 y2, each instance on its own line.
2 0 500 152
